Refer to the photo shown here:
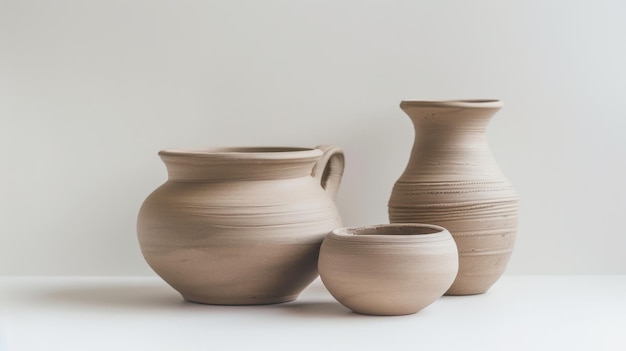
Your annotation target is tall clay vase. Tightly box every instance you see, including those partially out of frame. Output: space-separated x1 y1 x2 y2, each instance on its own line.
388 100 518 295
137 146 344 305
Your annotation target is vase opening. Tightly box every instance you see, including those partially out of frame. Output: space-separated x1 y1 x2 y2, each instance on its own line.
400 99 502 109
449 99 499 103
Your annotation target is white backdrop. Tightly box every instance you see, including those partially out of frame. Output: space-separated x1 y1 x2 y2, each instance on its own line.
1 0 625 275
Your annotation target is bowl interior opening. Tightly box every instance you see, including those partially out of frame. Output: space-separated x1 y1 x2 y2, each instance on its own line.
353 225 441 236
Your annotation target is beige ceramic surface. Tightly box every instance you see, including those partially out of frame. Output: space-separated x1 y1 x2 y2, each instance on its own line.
318 224 458 316
388 100 518 295
137 145 344 305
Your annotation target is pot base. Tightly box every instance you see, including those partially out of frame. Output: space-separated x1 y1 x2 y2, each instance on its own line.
182 294 299 306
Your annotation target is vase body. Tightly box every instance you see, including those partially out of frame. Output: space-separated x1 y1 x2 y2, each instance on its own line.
319 224 458 316
137 146 344 305
388 100 518 295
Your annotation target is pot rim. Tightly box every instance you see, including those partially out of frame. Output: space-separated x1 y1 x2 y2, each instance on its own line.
159 146 323 160
400 99 502 109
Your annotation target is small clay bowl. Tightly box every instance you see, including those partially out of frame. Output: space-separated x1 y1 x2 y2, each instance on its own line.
318 224 458 316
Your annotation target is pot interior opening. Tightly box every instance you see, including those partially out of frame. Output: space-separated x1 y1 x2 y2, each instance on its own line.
164 147 313 154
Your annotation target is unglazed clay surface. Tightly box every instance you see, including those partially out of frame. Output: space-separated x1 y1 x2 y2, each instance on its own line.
318 224 458 316
388 100 518 295
137 146 344 305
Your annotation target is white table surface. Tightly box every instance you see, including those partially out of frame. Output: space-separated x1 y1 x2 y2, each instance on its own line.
1 275 624 351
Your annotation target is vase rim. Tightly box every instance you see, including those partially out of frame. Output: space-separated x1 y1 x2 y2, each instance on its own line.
400 99 502 109
159 146 322 160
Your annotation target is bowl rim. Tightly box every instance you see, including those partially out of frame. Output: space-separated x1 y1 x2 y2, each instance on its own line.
327 223 452 243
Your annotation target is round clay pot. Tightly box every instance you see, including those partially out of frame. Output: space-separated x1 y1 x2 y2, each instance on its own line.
318 224 458 316
137 145 344 305
388 100 518 295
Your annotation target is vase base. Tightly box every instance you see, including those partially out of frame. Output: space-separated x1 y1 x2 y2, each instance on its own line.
444 278 497 296
444 289 488 296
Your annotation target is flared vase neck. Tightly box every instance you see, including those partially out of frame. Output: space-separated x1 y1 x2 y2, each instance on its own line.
398 100 505 181
400 100 501 134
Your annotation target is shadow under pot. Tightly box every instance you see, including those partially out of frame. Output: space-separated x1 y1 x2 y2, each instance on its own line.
318 223 458 316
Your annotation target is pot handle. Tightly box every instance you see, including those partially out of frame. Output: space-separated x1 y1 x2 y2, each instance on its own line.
311 145 345 198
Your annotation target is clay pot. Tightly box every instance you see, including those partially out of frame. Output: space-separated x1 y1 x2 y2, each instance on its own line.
137 145 344 305
388 100 518 295
318 224 458 316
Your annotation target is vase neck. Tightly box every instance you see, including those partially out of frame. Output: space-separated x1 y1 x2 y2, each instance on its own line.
404 102 500 144
403 101 499 131
158 147 322 182
399 101 504 181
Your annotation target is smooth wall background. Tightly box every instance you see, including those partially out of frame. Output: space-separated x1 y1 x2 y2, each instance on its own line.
1 0 625 275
